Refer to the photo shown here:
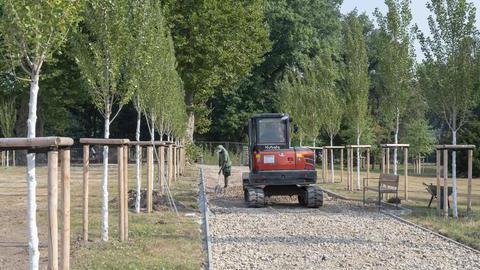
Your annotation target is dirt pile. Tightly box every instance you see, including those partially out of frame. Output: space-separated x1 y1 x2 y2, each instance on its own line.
127 189 184 211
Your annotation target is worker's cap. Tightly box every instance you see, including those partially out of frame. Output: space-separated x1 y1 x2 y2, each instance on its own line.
216 145 225 152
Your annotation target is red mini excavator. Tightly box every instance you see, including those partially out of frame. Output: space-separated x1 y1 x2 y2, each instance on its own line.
243 113 323 207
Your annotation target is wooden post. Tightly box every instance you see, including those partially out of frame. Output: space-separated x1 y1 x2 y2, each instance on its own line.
48 150 59 270
146 146 153 213
443 149 449 217
321 147 325 183
117 147 125 241
346 148 350 190
381 148 385 174
366 148 370 187
340 149 344 183
386 148 390 174
82 145 89 243
168 144 173 187
325 148 329 182
173 145 177 182
436 150 441 216
404 147 408 201
349 148 352 191
180 146 185 175
158 146 165 193
467 149 473 215
61 149 70 270
123 145 128 240
351 148 354 191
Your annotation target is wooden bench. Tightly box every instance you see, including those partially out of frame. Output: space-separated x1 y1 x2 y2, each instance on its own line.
363 174 399 208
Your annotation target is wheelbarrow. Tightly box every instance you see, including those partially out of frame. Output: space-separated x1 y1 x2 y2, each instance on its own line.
423 183 453 209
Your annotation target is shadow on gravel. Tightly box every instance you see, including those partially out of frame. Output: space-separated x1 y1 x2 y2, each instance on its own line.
211 235 378 246
208 187 375 216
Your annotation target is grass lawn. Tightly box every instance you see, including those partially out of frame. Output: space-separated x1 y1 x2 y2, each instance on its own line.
318 164 480 250
70 165 204 269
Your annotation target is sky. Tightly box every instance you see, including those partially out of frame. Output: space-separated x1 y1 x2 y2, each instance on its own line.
341 0 480 61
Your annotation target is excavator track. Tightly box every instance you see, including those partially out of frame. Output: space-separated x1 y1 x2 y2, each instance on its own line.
299 186 323 208
244 186 265 208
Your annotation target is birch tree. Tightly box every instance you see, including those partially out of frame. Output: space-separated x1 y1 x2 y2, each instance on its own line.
374 0 415 175
0 2 81 268
342 12 370 189
418 0 479 218
72 0 133 241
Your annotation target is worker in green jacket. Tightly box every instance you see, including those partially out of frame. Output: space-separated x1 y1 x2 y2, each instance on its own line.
217 145 232 188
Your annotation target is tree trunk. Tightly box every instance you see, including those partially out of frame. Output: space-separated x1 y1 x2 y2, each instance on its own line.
27 71 40 270
101 113 110 242
330 135 334 183
452 129 458 218
356 129 361 190
6 151 9 167
135 110 141 213
185 92 194 143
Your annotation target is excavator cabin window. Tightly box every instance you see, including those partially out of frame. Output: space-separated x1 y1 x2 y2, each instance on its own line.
257 118 287 145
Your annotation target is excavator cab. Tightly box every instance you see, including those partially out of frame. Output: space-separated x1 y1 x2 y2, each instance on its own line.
243 113 323 208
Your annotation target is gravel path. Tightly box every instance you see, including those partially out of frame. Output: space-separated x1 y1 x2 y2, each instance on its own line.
203 166 480 270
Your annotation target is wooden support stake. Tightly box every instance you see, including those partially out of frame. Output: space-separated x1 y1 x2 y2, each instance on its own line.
82 145 89 243
366 149 370 187
168 145 173 187
61 149 70 270
443 149 449 217
123 145 128 240
325 148 329 182
146 146 153 213
173 146 177 182
157 146 164 193
346 148 350 190
436 150 441 216
467 149 473 215
48 150 59 270
404 147 408 201
381 148 385 174
340 149 344 183
386 148 390 174
117 147 125 241
321 147 325 183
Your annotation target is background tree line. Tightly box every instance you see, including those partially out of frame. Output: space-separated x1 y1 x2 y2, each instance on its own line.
0 0 479 178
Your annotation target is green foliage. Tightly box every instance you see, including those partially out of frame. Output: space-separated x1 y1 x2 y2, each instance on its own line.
0 97 16 137
277 50 341 144
185 143 203 162
373 0 414 134
342 12 370 142
128 0 186 140
0 72 19 137
208 0 343 141
402 118 436 156
164 0 271 136
418 0 479 133
72 0 133 122
0 0 83 74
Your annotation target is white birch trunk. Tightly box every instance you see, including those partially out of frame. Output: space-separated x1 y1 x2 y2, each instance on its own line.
356 130 361 190
27 71 40 270
330 135 334 183
101 114 110 241
6 151 9 167
452 129 458 218
135 110 141 213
